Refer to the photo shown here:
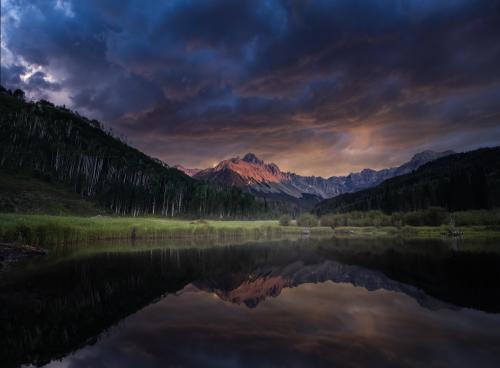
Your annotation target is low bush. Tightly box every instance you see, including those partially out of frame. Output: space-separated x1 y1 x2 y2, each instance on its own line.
279 214 292 226
401 207 449 226
453 209 500 226
297 213 319 227
320 211 392 228
319 207 465 227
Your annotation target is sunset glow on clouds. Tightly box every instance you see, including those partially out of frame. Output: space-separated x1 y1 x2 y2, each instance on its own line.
2 0 500 176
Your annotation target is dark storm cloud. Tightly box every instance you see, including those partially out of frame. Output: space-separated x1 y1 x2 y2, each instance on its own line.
2 0 500 175
0 64 26 87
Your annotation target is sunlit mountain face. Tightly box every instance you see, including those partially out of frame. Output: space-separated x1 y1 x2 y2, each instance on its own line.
2 1 500 176
184 150 454 209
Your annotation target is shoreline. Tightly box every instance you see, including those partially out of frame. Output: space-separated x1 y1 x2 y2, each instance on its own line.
0 242 48 271
331 225 500 239
1 213 499 248
0 213 334 247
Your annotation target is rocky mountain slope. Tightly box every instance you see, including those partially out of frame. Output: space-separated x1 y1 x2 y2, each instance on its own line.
173 165 201 177
188 150 454 208
195 153 304 197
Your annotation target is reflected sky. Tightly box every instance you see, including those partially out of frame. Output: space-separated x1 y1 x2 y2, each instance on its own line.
3 238 499 367
42 281 500 368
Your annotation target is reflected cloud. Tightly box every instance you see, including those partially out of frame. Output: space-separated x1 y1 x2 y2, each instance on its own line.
45 282 500 368
2 238 500 367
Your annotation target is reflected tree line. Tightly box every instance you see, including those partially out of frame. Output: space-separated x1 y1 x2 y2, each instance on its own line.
1 238 500 367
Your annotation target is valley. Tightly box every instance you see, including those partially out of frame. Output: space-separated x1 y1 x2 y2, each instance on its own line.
1 86 499 248
2 2 500 368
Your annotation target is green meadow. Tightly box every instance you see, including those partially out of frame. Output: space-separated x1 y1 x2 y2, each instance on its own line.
2 212 500 248
0 214 334 247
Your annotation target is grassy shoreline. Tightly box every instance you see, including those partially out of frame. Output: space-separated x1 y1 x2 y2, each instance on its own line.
0 214 334 247
331 225 500 239
1 213 499 248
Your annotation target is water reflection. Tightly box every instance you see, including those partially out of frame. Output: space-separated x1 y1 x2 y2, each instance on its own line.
1 237 500 367
45 283 500 368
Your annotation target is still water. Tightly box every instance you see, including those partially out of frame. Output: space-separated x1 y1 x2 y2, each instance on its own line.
1 237 500 367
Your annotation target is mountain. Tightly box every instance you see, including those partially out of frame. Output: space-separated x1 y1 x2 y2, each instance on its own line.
313 147 500 215
191 150 454 209
0 86 267 218
195 153 288 186
195 153 301 195
194 153 322 210
173 164 201 177
287 149 455 198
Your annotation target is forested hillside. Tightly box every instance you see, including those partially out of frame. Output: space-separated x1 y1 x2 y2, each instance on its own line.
314 147 500 215
0 87 268 218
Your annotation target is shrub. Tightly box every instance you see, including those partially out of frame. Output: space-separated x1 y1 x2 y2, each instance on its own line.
320 211 392 227
316 208 500 227
279 214 292 226
297 213 319 227
425 207 449 226
403 207 448 226
453 209 500 226
320 213 338 228
320 214 339 228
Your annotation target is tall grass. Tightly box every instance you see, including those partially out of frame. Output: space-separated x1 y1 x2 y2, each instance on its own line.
0 214 333 247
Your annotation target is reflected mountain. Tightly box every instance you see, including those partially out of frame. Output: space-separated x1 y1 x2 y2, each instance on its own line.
186 259 454 310
1 237 500 367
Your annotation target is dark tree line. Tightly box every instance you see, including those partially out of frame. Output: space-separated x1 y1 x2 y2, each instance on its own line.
0 87 270 218
314 147 500 215
0 245 274 367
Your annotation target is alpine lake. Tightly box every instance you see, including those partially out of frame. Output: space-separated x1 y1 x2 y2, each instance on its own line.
2 235 500 368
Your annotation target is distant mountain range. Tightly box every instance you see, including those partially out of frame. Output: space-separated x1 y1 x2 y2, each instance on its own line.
314 147 500 214
176 150 455 209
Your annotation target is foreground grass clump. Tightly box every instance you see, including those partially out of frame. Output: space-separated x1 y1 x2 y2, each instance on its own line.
0 214 333 247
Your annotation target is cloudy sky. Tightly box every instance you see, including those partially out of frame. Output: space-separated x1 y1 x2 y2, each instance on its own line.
2 0 500 176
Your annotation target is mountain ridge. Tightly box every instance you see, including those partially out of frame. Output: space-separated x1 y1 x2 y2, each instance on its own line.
173 164 201 177
313 147 500 214
182 150 455 208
